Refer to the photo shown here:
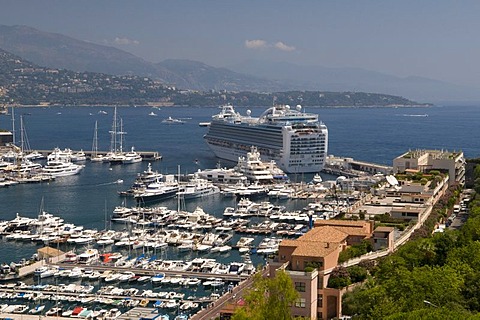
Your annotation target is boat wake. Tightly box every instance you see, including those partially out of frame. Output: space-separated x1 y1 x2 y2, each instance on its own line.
397 114 428 117
96 179 124 186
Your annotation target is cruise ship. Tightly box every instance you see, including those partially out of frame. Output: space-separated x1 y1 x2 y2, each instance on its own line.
204 104 328 173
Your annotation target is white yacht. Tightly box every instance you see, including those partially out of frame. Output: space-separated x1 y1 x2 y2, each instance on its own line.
70 150 87 162
234 146 287 184
122 147 142 164
177 176 220 199
134 175 180 205
47 147 74 162
196 165 248 185
162 116 185 124
42 157 84 177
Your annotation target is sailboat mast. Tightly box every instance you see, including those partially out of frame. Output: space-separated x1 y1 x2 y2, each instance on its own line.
11 106 15 145
113 107 117 153
92 121 98 157
177 164 181 212
119 118 124 153
20 115 24 152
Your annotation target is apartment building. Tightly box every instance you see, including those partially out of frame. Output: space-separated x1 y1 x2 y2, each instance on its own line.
269 220 383 320
393 149 465 187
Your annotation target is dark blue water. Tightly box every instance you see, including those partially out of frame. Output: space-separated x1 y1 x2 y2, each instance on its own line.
0 104 478 263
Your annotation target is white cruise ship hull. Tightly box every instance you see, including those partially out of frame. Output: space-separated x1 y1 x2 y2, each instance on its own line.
204 105 328 174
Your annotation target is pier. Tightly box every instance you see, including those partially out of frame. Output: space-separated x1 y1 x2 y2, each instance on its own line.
50 263 249 282
35 149 163 161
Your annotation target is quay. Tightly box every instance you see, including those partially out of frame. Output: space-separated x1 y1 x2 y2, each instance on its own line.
0 287 214 305
35 149 163 161
323 155 393 177
0 307 181 320
51 263 249 282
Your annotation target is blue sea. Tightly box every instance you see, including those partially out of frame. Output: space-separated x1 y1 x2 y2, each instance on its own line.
0 104 478 264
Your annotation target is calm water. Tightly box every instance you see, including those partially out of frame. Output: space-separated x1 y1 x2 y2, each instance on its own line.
0 104 478 263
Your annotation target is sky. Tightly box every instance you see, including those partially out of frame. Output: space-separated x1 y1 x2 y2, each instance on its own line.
2 0 480 88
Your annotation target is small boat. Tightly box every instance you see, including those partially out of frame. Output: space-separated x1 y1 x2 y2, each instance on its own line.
29 304 45 314
139 299 149 307
149 111 158 116
46 307 63 316
13 305 29 313
151 273 165 283
71 306 84 317
162 116 185 124
78 308 93 318
62 306 75 317
137 275 151 282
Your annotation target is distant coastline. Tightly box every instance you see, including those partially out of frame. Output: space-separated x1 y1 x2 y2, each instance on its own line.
6 103 432 109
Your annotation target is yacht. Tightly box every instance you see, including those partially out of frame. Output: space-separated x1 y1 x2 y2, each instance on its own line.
77 248 99 264
134 175 180 205
234 146 287 184
204 104 328 173
10 158 42 174
162 116 185 124
196 163 248 185
122 147 142 164
177 176 220 199
235 182 269 200
70 150 87 162
47 147 74 162
109 153 127 164
42 158 84 177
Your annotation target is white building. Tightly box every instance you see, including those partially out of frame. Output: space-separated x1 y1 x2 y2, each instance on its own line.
393 149 465 187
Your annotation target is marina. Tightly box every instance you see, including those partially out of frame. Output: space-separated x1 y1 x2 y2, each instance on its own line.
0 104 474 319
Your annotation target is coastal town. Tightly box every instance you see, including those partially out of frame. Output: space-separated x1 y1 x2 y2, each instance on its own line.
0 115 471 319
2 3 480 319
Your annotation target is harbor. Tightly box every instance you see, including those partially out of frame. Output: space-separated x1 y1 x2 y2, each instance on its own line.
0 104 466 319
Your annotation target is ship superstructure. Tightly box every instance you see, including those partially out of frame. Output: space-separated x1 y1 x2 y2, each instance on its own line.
204 104 328 173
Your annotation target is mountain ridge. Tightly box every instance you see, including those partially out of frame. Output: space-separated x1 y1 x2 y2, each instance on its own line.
0 24 476 102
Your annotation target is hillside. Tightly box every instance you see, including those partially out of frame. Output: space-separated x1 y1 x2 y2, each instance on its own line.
228 60 480 102
0 25 280 92
0 48 421 107
0 25 477 102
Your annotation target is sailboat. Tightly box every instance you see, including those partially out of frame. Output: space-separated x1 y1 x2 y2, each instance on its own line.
90 121 104 162
10 115 43 175
20 115 44 160
108 107 127 164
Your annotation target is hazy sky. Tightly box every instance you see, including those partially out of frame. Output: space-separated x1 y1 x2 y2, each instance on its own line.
2 0 480 87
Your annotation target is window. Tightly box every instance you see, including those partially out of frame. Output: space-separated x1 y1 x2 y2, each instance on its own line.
295 282 306 292
295 298 306 308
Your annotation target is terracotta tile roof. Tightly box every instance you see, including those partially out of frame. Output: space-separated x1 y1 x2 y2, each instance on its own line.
299 226 348 243
291 240 339 258
329 226 370 237
314 220 370 227
374 226 395 232
280 239 301 247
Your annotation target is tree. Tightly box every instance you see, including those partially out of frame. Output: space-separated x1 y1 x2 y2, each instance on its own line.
347 265 368 283
328 266 351 289
231 270 299 320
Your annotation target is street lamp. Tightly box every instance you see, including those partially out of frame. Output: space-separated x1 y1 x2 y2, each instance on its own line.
423 300 438 308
